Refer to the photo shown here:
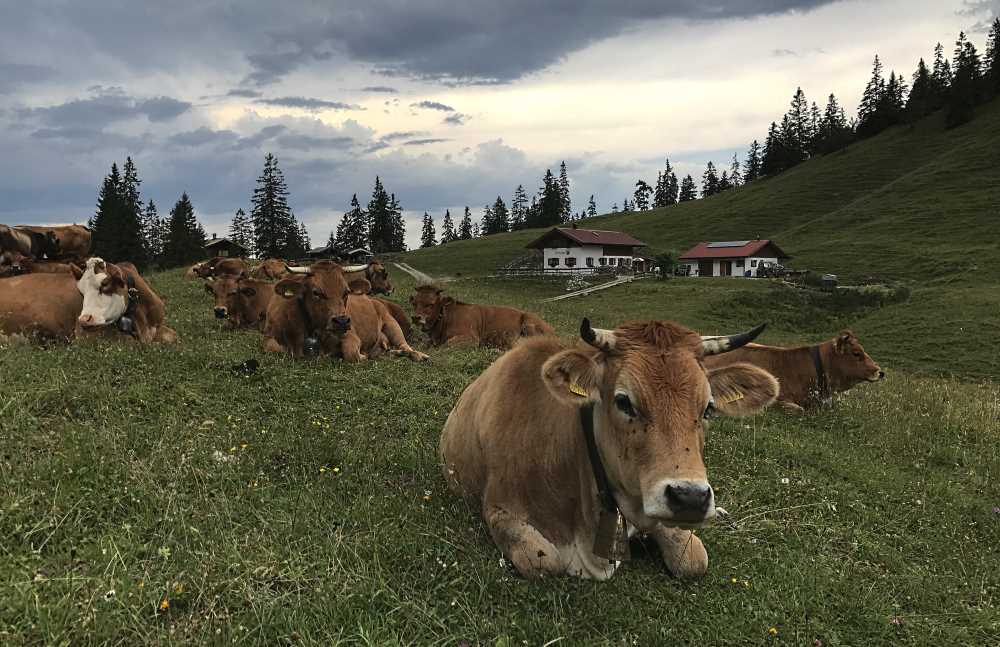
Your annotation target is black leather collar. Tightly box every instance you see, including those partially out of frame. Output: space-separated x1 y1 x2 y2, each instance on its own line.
809 345 830 401
581 403 619 520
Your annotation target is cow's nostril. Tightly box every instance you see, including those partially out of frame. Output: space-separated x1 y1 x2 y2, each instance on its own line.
214 308 227 319
878 370 886 380
332 316 351 328
665 482 712 516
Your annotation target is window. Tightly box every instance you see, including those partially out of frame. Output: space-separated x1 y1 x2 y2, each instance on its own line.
219 249 229 257
599 257 607 266
751 259 758 267
548 257 560 268
736 259 745 268
586 257 594 267
617 258 624 266
566 257 577 267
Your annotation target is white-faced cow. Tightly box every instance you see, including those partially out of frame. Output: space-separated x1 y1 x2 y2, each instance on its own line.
76 258 178 343
440 318 778 580
703 330 884 412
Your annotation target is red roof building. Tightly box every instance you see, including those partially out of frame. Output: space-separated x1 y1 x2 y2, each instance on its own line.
679 239 790 277
525 227 648 273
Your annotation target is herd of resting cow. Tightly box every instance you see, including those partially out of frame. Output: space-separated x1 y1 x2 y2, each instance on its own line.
1 223 887 581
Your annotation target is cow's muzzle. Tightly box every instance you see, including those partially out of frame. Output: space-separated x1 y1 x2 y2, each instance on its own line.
214 307 228 319
664 480 714 524
871 370 886 382
328 315 351 332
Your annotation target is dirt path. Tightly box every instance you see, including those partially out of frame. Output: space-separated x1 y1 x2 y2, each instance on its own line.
393 262 435 285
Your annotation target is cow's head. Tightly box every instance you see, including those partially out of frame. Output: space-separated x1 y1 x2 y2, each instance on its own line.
205 273 257 320
409 285 446 330
0 250 28 277
829 330 884 385
541 319 779 529
76 257 131 328
366 260 393 295
273 267 369 335
44 231 60 257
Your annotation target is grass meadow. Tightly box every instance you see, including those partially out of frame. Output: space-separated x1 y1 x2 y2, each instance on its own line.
1 267 998 646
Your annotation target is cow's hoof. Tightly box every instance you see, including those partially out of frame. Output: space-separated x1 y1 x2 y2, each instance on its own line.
410 351 430 362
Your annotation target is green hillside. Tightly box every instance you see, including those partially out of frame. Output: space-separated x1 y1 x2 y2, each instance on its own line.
402 99 1000 283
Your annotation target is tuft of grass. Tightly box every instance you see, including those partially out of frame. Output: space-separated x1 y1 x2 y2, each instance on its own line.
0 267 997 645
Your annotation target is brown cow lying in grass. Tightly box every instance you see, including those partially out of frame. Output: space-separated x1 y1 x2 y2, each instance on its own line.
262 264 427 362
409 285 555 348
703 329 884 412
0 251 83 278
249 257 290 281
440 318 778 580
0 272 83 341
204 274 274 329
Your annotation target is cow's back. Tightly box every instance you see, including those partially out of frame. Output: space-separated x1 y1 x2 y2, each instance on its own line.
375 297 412 341
441 336 581 540
475 304 554 348
0 273 81 340
704 344 812 403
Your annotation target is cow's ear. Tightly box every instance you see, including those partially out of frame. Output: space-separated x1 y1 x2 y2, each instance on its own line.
835 330 854 353
542 349 604 405
274 278 304 299
240 286 257 297
70 264 84 280
707 363 778 417
348 278 371 295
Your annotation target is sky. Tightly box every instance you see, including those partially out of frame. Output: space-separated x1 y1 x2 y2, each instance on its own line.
0 0 994 248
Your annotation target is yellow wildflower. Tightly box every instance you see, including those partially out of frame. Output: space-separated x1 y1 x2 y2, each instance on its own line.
160 598 170 611
768 627 778 637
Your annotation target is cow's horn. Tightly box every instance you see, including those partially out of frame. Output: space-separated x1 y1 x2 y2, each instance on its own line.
285 264 311 274
700 322 767 356
581 318 616 351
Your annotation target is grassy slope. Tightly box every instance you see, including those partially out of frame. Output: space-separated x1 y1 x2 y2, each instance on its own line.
402 99 1000 284
1 269 997 646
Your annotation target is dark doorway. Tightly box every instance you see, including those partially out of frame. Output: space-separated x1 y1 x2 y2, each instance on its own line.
720 260 732 276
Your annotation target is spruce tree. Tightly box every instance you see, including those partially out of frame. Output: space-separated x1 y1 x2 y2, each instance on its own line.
510 185 528 230
493 196 509 233
718 171 732 193
857 55 886 137
251 153 295 259
558 161 571 222
420 213 436 248
535 169 562 227
480 204 494 235
701 162 720 197
785 87 810 162
91 164 124 262
458 207 473 240
440 209 456 243
367 176 393 253
336 194 368 251
744 140 762 182
931 42 953 107
906 58 935 120
947 32 981 127
678 175 697 202
633 180 652 211
162 193 206 268
472 222 481 238
587 195 597 218
144 200 164 265
815 94 853 154
229 208 253 257
986 18 1000 95
728 153 742 188
808 101 822 154
611 203 619 213
389 193 405 252
118 157 149 269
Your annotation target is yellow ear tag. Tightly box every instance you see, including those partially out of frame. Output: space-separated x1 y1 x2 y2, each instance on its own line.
721 392 745 404
569 382 588 398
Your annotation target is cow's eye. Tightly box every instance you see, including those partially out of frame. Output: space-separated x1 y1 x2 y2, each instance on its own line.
703 401 716 420
614 394 635 417
312 289 325 300
853 351 863 359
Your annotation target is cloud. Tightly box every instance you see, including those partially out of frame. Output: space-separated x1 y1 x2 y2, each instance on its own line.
402 138 451 146
361 85 398 93
411 100 455 112
443 113 469 126
959 0 1000 32
256 96 364 111
772 48 799 57
275 133 355 151
19 90 191 129
0 62 56 93
379 131 429 142
227 88 262 98
167 127 240 147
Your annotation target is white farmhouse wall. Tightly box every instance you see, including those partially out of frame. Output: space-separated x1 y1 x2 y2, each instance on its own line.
543 245 634 273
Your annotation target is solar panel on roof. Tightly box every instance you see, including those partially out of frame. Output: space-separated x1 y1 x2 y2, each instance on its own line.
707 240 751 248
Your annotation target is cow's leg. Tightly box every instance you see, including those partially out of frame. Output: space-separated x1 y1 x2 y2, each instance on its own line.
444 334 479 346
262 336 285 354
154 325 178 344
648 525 708 578
339 330 367 362
483 502 567 578
777 400 805 414
382 316 429 361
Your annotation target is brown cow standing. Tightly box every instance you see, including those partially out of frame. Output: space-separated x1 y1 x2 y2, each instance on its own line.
409 285 555 349
0 224 59 259
440 319 778 580
0 272 83 341
703 330 884 412
262 265 427 361
204 275 274 329
16 224 91 259
249 258 290 281
76 258 178 343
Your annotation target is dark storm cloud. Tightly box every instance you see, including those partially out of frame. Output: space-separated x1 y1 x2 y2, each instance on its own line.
361 85 399 93
276 133 355 151
443 113 469 126
167 127 241 147
403 138 451 146
256 96 363 111
411 100 455 112
20 90 191 129
227 88 263 98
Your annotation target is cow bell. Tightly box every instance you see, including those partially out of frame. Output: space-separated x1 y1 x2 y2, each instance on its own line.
117 315 136 336
303 336 321 357
593 507 630 563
